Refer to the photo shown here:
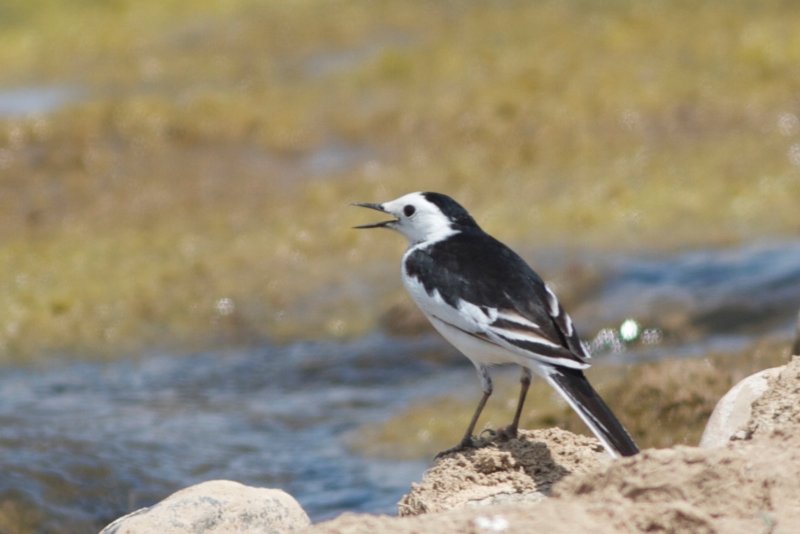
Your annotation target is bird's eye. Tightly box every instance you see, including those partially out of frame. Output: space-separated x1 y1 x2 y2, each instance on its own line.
403 205 416 217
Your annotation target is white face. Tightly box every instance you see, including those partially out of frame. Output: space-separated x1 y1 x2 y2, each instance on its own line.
360 192 458 245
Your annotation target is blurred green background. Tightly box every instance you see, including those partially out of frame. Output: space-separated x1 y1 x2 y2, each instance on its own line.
2 2 800 532
1 0 799 361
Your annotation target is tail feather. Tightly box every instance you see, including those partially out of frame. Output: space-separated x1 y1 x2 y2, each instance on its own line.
543 366 639 457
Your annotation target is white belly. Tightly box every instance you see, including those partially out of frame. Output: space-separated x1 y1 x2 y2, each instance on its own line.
425 312 528 368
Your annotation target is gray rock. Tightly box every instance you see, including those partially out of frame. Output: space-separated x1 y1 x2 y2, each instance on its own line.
699 366 783 448
100 480 310 534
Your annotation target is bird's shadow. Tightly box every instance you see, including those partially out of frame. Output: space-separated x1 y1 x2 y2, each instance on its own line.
501 436 571 495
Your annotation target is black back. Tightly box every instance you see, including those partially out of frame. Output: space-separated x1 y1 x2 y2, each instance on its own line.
405 228 584 358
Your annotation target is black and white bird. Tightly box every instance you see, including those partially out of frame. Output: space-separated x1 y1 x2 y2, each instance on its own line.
354 192 639 458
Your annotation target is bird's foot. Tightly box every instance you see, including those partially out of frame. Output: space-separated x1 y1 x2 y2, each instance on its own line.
492 425 519 442
434 436 483 460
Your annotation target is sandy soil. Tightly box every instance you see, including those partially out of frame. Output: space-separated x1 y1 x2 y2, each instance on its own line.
306 356 800 533
398 428 609 514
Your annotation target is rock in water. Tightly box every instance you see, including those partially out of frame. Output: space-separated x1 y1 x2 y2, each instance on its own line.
100 480 310 534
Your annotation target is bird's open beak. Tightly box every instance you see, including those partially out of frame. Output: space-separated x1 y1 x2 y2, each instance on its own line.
352 202 398 229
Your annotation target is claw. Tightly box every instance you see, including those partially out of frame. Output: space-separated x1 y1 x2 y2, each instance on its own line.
494 425 519 442
434 436 481 459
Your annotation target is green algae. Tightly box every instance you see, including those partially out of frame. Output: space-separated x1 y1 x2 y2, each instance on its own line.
1 1 800 360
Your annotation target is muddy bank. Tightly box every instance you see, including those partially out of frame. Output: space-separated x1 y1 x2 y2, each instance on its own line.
307 356 800 533
99 352 800 533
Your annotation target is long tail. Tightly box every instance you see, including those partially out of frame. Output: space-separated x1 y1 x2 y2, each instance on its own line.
542 365 639 457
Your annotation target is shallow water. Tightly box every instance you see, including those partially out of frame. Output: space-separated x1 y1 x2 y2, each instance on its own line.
0 334 455 532
0 239 798 531
582 239 800 361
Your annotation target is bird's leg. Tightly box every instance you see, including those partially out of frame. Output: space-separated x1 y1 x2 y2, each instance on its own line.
496 367 532 441
435 366 492 459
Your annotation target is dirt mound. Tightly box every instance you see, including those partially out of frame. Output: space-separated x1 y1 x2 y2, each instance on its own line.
399 427 608 515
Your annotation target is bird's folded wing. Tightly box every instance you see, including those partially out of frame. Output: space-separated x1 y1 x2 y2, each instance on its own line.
403 234 591 368
432 301 590 370
481 308 590 369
